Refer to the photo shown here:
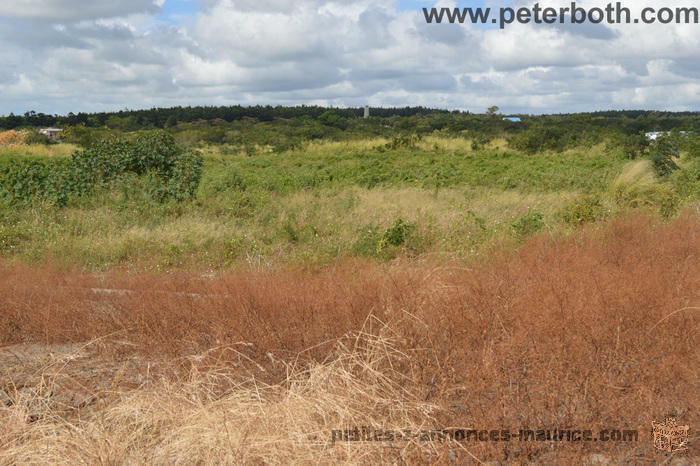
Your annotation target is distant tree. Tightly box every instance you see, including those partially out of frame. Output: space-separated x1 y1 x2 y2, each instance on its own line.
165 115 179 128
650 135 680 177
318 110 348 130
487 106 500 116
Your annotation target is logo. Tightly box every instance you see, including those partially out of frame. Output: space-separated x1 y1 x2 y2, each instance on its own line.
652 418 689 453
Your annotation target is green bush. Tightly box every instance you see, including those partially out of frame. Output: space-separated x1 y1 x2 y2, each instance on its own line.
380 218 415 248
61 125 114 148
669 161 700 201
508 124 599 154
24 130 53 145
508 126 565 153
560 195 606 226
608 132 649 159
352 224 382 257
382 134 422 151
649 136 680 177
317 111 348 130
471 134 492 151
656 187 680 219
352 218 421 259
511 210 545 238
0 131 202 206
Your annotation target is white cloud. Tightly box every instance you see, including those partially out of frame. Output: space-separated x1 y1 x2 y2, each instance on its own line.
0 0 161 21
0 0 697 114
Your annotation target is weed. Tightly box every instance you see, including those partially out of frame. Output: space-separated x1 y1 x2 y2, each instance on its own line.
0 214 697 463
511 210 545 238
560 195 607 226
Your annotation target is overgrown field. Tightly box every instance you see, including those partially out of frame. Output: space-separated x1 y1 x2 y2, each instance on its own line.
0 123 698 463
0 214 697 463
1 134 697 270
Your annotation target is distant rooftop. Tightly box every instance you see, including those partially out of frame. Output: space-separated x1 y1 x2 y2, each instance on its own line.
39 127 63 140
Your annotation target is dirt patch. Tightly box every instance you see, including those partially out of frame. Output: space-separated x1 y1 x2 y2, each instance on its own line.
0 341 155 419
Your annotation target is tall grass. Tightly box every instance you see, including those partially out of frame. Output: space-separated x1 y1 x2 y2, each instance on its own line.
3 135 697 270
0 143 79 161
0 213 697 463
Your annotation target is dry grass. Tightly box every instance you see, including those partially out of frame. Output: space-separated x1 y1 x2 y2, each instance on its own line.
0 142 79 158
613 160 657 189
4 185 579 270
0 212 698 463
0 130 26 147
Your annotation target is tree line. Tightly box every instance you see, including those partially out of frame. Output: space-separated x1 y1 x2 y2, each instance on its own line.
2 105 699 132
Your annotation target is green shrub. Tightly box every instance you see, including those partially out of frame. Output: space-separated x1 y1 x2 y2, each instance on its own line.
203 165 247 196
0 131 202 206
24 130 53 145
511 210 545 238
61 125 113 148
619 132 649 159
649 136 680 177
508 126 564 153
352 225 382 257
317 111 348 130
656 187 680 219
560 195 606 226
272 140 301 153
0 158 75 206
382 134 421 151
669 161 700 201
471 134 492 151
381 218 415 248
352 218 420 259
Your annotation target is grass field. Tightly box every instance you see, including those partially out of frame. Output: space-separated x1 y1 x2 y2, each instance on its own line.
0 214 698 463
0 135 698 463
0 142 79 161
1 136 696 270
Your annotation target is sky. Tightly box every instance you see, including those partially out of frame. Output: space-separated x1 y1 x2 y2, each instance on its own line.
0 0 698 115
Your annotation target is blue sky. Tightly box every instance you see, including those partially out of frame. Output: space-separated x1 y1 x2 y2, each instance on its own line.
158 0 200 24
157 1 499 21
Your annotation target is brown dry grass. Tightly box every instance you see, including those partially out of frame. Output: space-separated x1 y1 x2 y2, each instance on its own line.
0 130 25 147
0 212 698 464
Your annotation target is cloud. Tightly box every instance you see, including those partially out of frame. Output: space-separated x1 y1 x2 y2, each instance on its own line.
0 0 698 114
0 0 162 21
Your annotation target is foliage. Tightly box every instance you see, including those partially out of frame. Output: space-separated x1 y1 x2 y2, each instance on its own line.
353 218 420 259
560 195 607 226
382 134 421 151
0 131 202 206
471 133 491 151
511 210 545 238
0 127 697 269
380 218 415 248
610 132 650 159
655 187 680 219
23 130 53 145
649 135 680 177
61 125 115 148
507 124 601 153
317 110 348 130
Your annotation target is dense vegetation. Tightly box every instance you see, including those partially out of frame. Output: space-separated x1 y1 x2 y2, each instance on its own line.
0 107 697 269
2 105 699 131
1 132 201 206
0 107 697 464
